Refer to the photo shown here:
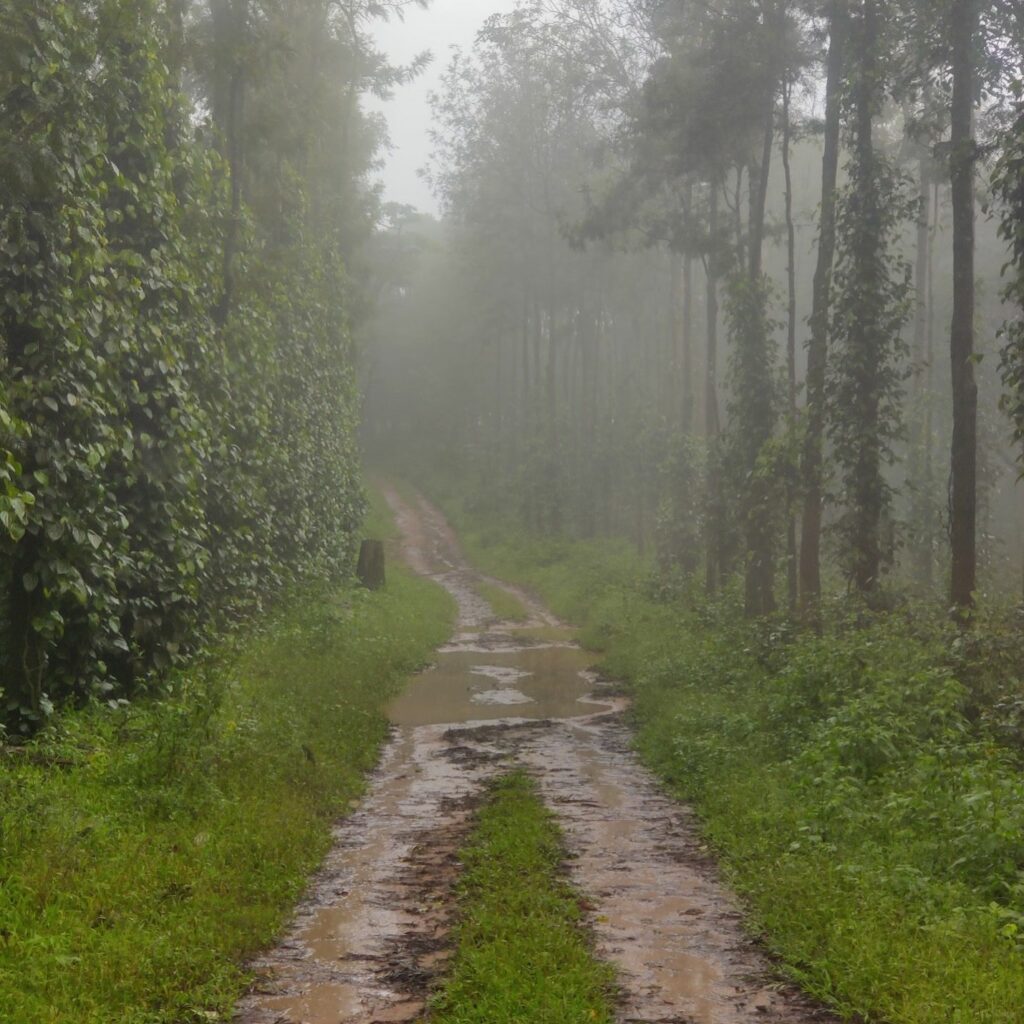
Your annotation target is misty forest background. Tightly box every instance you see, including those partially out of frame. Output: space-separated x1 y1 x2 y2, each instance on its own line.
370 0 1024 615
2 0 1024 726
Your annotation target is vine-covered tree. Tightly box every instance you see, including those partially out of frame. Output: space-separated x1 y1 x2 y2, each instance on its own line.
0 0 410 731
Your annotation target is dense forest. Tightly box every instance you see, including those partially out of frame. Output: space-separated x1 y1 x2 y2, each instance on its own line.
368 0 1024 616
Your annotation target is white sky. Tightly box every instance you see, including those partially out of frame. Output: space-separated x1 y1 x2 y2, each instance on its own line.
368 0 518 215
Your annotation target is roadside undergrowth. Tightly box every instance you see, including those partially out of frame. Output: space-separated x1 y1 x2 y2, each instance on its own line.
434 486 1024 1024
0 489 455 1024
427 770 616 1024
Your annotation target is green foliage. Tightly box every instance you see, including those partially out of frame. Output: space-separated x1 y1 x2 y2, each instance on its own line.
0 0 369 731
0 0 209 723
429 771 617 1024
442 495 1024 1022
620 606 1024 1022
436 483 646 651
995 96 1024 463
0 564 454 1024
653 429 706 577
723 271 782 614
827 149 914 595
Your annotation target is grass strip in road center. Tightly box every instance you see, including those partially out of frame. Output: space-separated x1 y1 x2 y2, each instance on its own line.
427 770 616 1024
474 579 530 623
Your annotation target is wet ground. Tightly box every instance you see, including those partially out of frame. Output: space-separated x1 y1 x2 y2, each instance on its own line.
234 487 837 1024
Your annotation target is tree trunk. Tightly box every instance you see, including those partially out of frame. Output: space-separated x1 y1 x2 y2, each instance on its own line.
782 74 799 613
6 541 44 725
682 181 695 432
705 182 722 596
911 155 933 586
356 540 386 590
733 165 746 269
705 183 721 443
211 0 246 328
742 81 777 618
166 0 189 92
670 249 682 420
949 0 978 612
847 0 883 596
799 0 847 613
922 183 939 588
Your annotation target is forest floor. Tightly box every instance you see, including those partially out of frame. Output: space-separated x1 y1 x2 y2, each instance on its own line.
236 485 837 1024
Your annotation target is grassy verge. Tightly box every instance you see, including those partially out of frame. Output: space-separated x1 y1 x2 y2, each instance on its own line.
428 771 616 1024
0 490 454 1024
434 488 1024 1024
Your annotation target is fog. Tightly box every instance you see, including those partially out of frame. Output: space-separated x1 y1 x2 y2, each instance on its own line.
3 0 1024 719
365 0 1024 612
370 0 520 212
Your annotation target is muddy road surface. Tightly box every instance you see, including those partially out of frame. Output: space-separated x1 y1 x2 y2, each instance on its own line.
235 487 835 1024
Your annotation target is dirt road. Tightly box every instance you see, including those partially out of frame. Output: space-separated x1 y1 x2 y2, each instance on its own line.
234 488 835 1024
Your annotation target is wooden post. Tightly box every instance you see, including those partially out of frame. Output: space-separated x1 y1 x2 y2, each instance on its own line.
356 540 386 590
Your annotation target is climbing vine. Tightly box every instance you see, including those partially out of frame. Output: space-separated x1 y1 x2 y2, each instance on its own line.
827 151 914 596
0 1 367 732
995 96 1024 462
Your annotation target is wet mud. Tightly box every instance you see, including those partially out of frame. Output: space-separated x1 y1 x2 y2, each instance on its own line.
234 486 836 1024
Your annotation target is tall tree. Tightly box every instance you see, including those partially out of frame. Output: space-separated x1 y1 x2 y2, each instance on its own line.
948 0 979 611
800 0 848 611
826 0 912 598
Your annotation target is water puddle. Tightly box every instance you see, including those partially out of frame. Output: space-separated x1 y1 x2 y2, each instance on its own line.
234 486 835 1024
388 644 604 727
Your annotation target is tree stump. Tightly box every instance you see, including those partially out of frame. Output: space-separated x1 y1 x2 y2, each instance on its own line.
356 539 386 590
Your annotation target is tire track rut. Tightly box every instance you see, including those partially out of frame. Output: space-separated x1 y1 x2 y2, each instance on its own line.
234 486 836 1024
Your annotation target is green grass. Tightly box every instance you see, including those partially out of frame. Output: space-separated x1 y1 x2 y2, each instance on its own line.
436 490 643 653
474 580 530 622
0 494 455 1024
431 486 1024 1024
428 771 616 1024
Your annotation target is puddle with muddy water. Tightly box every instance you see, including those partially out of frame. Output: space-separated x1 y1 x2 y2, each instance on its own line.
234 487 835 1024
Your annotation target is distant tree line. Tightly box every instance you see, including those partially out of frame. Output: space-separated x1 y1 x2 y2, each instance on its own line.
0 1 415 732
367 0 1024 618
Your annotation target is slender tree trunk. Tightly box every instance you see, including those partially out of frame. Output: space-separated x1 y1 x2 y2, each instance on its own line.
949 0 978 612
705 184 721 442
799 0 847 612
705 181 722 596
546 309 560 532
749 114 773 281
782 75 799 613
913 162 931 388
166 0 189 92
682 253 694 431
532 301 542 398
212 0 246 328
6 543 43 721
495 334 503 463
580 307 597 537
733 165 746 270
519 289 529 464
743 84 776 617
682 181 695 432
923 183 939 588
911 155 932 585
847 0 884 596
670 249 683 420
